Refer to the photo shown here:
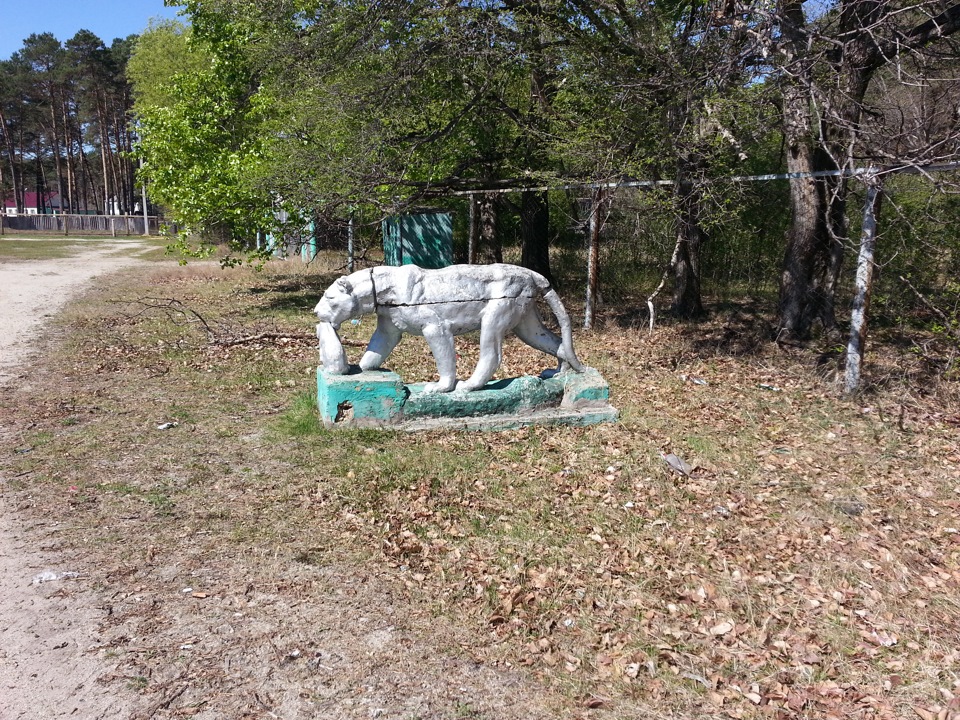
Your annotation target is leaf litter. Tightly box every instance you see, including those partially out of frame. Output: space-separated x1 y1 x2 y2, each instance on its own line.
1 257 959 719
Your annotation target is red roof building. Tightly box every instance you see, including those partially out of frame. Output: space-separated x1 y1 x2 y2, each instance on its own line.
3 191 62 215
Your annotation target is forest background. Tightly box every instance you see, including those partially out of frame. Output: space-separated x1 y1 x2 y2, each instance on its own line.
1 0 959 380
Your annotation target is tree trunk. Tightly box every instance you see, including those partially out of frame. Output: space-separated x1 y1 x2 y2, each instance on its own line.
0 108 23 212
774 0 888 342
467 194 478 263
776 0 838 341
112 113 133 213
60 95 75 212
47 103 65 216
845 173 883 395
96 92 112 213
35 139 45 212
108 133 123 214
672 180 706 318
476 193 502 264
79 151 99 214
519 190 552 283
585 188 603 329
99 127 111 213
776 142 842 340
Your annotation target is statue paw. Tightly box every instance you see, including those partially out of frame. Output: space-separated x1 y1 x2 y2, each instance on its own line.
423 380 457 394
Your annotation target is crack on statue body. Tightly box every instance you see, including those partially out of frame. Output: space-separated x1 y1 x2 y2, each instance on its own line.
315 264 584 393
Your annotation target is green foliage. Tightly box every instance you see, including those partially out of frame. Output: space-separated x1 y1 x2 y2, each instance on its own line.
127 19 206 110
119 0 960 346
248 0 536 215
131 9 279 261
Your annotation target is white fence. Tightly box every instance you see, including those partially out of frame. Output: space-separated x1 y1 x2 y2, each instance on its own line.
0 213 161 236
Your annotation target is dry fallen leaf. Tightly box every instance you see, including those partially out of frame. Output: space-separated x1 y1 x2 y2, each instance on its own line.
709 620 734 636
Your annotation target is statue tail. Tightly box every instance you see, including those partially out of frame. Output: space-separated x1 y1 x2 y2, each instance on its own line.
542 288 585 372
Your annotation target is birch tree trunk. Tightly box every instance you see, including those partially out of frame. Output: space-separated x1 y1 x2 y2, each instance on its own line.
585 188 602 329
467 194 478 264
844 172 883 395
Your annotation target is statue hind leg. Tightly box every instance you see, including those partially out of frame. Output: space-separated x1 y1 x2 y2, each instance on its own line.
459 323 507 391
513 309 568 371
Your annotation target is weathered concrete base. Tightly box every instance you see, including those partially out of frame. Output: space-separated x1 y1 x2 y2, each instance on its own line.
317 366 617 431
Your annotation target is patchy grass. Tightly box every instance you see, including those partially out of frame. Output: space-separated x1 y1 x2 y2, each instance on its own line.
0 235 169 261
2 253 959 719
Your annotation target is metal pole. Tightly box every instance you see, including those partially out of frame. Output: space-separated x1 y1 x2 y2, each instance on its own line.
585 188 602 329
141 158 150 236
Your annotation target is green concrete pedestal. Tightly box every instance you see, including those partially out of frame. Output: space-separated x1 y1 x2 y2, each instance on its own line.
317 366 618 431
316 367 406 426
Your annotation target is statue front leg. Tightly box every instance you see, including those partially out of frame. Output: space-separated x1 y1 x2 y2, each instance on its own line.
317 322 349 374
360 317 402 370
422 325 458 393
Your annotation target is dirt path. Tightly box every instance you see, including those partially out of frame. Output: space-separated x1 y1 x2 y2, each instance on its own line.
0 238 153 719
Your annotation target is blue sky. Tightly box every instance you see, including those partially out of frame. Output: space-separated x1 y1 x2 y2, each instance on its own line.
1 0 185 59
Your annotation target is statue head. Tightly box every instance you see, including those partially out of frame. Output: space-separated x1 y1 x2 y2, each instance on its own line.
314 275 364 327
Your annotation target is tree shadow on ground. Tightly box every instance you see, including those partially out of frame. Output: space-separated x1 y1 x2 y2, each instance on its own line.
247 273 341 314
602 296 777 358
610 297 959 393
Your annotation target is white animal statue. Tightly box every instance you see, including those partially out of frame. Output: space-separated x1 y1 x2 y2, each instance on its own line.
315 264 585 393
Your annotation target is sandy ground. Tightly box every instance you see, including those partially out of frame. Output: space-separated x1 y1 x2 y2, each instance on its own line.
0 238 153 719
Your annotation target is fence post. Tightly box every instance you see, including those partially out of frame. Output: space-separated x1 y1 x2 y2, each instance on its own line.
347 213 355 272
467 193 478 264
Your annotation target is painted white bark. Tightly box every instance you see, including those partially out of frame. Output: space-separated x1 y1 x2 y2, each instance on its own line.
845 172 883 395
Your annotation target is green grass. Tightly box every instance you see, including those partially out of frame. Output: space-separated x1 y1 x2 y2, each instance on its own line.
126 676 149 691
0 235 167 261
0 237 101 260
